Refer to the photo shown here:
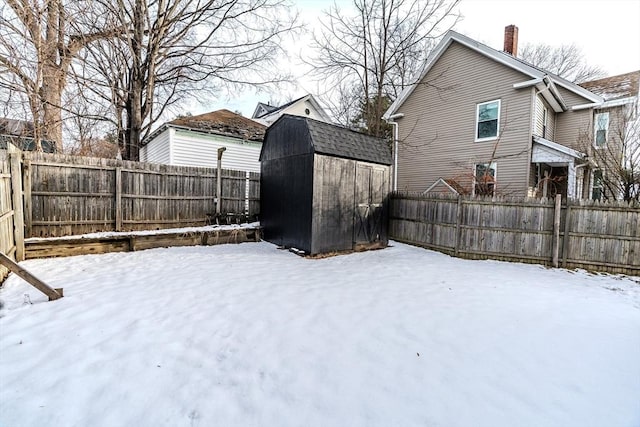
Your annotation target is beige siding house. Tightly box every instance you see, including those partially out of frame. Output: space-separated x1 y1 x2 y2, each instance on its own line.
384 27 639 200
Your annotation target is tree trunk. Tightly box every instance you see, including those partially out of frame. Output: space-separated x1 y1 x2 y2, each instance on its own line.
42 65 65 151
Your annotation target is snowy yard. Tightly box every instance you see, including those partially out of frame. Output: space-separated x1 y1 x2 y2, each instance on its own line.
1 241 639 427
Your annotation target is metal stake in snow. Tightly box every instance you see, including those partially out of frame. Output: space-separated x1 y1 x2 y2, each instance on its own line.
0 253 63 301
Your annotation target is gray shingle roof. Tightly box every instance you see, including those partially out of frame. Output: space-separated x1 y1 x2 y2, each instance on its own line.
302 116 392 165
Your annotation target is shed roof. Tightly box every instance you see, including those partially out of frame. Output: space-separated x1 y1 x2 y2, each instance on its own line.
282 115 392 165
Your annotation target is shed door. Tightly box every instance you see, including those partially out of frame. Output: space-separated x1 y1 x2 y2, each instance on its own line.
354 164 387 244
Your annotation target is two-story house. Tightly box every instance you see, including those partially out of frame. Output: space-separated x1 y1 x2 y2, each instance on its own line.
383 26 639 200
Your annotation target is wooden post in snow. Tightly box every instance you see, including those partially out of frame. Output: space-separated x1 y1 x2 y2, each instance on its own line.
8 151 25 261
0 252 63 301
552 194 562 268
216 147 226 214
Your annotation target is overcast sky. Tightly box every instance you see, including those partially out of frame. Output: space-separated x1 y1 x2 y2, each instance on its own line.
199 0 640 117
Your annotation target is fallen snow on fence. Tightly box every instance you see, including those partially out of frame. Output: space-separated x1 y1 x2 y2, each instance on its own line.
1 242 639 427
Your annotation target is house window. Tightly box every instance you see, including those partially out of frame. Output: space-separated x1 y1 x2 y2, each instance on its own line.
594 112 609 148
542 106 548 138
474 162 497 196
592 170 604 200
476 100 500 141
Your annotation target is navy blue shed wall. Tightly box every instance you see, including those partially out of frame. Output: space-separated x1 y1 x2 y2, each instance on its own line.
260 153 314 252
260 116 315 252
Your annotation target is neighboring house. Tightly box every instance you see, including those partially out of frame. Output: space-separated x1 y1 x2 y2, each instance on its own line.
0 118 56 152
383 26 639 200
251 94 332 126
579 71 640 200
140 109 266 173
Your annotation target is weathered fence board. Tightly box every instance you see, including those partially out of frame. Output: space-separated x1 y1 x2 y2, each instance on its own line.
390 193 640 276
0 144 26 281
0 150 14 281
22 152 260 237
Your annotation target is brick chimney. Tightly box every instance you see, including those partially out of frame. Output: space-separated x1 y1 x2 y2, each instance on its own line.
503 25 518 56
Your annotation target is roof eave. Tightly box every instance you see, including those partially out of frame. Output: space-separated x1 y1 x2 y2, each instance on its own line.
533 135 586 160
384 30 603 118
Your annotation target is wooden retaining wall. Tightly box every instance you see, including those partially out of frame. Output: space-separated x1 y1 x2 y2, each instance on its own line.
21 152 260 237
25 227 262 259
390 193 640 276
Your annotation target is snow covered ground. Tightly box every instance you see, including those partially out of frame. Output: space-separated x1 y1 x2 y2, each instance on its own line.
1 241 639 427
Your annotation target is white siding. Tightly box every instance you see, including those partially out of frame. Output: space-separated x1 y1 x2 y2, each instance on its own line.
282 100 326 121
171 129 261 172
141 128 171 164
258 98 330 125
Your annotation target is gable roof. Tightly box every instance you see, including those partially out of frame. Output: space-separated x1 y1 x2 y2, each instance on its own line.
579 70 640 101
144 109 266 145
269 114 392 165
384 30 603 119
251 102 279 119
253 94 333 123
253 96 306 119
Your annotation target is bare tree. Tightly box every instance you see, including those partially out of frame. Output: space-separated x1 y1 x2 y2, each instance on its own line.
77 0 298 160
578 105 640 202
309 0 459 137
519 43 605 83
0 0 120 150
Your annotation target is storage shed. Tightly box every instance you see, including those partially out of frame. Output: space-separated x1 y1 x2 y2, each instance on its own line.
260 114 392 255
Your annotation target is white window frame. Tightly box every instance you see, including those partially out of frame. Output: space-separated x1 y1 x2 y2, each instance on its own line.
594 111 609 149
473 162 497 196
475 99 501 142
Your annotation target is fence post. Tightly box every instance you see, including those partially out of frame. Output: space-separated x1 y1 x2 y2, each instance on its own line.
454 195 462 256
115 167 122 231
561 200 572 268
22 157 32 238
8 152 25 261
216 147 226 214
552 194 562 267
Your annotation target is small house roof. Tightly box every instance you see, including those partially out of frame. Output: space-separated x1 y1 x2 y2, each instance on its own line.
143 109 266 145
579 70 640 101
168 109 266 141
277 115 392 165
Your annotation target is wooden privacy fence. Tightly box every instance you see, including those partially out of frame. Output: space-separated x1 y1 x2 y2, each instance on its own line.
389 192 640 276
0 144 25 281
19 152 260 237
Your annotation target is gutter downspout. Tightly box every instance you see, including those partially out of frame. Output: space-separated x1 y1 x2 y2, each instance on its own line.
386 113 405 191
